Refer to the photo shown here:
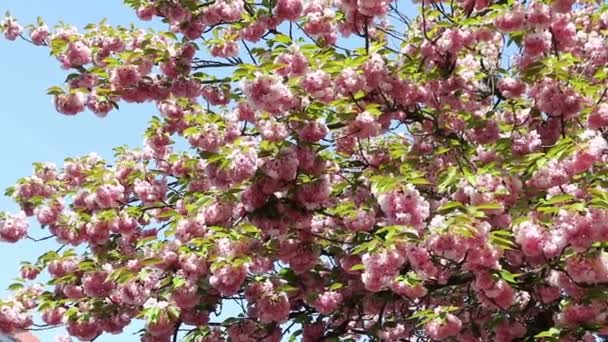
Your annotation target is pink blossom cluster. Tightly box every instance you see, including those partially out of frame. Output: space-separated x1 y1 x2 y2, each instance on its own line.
0 212 28 243
377 185 430 229
2 0 608 341
361 248 407 292
241 74 297 116
424 311 462 340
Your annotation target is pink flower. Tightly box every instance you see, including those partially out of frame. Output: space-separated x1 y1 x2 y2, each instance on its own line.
424 312 462 340
34 205 60 225
258 120 290 141
551 15 576 51
261 147 299 181
527 159 570 190
337 0 390 18
343 209 375 232
297 119 329 142
436 29 472 55
295 176 332 210
113 280 148 306
335 68 365 95
279 240 319 274
362 53 388 90
203 0 245 25
227 320 257 342
557 303 599 327
523 31 552 57
390 280 427 299
551 0 575 12
361 249 407 292
378 185 430 229
42 307 67 326
136 5 154 21
300 70 335 103
495 321 526 342
162 3 190 24
511 130 541 155
134 178 167 205
20 264 40 280
54 92 87 116
350 111 381 138
588 103 608 130
470 120 500 144
527 2 552 29
94 182 125 209
82 271 115 297
313 291 342 315
48 257 79 278
241 183 269 212
241 20 267 42
199 201 234 226
61 41 92 68
242 74 296 116
274 46 308 76
494 6 525 32
303 322 325 342
275 0 303 21
406 245 439 278
379 324 411 341
201 85 231 105
0 212 28 243
210 41 239 58
227 148 258 183
87 93 114 117
179 253 208 278
427 233 466 261
110 65 142 89
302 0 337 44
498 77 526 98
30 24 49 45
514 221 546 257
565 254 608 284
66 317 101 341
256 293 291 323
209 264 247 295
2 16 22 41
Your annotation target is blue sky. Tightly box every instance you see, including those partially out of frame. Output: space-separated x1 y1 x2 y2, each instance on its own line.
0 1 153 340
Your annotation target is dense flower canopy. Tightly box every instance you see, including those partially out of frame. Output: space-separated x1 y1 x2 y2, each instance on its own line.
2 0 608 341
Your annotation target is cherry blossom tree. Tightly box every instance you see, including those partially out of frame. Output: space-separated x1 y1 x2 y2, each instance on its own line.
1 0 608 341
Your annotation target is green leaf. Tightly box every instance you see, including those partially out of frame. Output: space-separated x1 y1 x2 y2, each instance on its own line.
7 283 24 291
438 201 465 212
438 166 458 193
136 235 157 248
167 305 180 319
408 177 431 186
472 202 504 211
370 175 400 194
46 86 65 95
273 33 292 44
489 230 517 250
161 32 178 41
535 327 561 339
349 264 365 271
183 126 200 137
172 276 186 288
496 270 521 284
141 258 162 266
329 283 344 291
542 194 574 205
278 285 299 293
